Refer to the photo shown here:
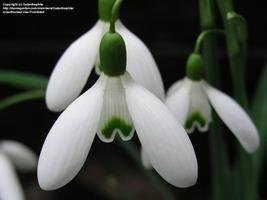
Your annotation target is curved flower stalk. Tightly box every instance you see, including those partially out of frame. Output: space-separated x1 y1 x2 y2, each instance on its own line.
165 53 259 154
38 21 198 190
46 0 164 112
0 141 37 200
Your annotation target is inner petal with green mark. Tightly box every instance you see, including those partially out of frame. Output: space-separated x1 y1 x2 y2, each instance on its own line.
97 76 134 142
185 111 209 133
101 116 133 140
186 81 212 133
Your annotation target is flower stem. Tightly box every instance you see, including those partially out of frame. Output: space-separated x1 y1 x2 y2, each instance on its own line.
116 139 175 200
193 29 224 54
0 90 45 110
109 0 123 33
216 0 258 199
198 0 230 200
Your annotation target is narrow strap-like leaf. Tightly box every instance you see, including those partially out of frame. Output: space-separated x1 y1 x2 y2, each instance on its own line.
0 90 45 110
0 70 48 90
252 64 267 181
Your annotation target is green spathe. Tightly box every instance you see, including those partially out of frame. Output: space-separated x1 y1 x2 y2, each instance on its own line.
99 32 127 76
101 117 133 139
185 111 206 130
98 0 116 22
186 53 205 81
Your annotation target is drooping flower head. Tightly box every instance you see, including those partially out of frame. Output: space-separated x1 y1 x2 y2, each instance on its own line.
46 0 164 112
38 3 198 190
0 141 37 200
165 53 259 153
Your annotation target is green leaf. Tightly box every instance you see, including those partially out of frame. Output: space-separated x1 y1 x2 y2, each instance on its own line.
0 90 45 110
252 64 267 180
0 70 48 90
227 12 248 58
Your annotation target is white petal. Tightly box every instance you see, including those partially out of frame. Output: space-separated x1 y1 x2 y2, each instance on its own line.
204 83 259 153
165 79 191 125
122 73 198 188
0 152 24 200
0 141 37 172
186 81 212 133
166 79 185 97
97 76 134 142
117 21 165 100
38 75 106 190
94 53 101 75
141 148 152 169
46 20 104 112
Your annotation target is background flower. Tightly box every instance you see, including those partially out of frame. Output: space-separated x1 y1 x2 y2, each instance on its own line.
166 77 259 153
0 141 37 200
46 19 164 112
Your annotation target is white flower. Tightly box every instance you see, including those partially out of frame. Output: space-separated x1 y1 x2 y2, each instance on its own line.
38 72 198 190
165 77 259 153
0 141 37 200
46 20 164 112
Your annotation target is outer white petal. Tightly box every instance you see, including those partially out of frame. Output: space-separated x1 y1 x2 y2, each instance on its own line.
122 73 198 188
117 21 165 100
165 78 191 125
166 79 185 97
38 75 106 190
140 148 152 169
97 76 134 142
46 20 104 112
204 83 259 153
0 152 24 200
0 141 37 172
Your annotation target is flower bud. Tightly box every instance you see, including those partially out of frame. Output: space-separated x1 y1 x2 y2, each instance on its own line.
186 53 204 81
99 32 127 76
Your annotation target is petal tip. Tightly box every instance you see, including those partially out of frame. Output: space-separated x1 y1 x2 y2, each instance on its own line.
45 93 66 112
37 164 64 191
171 163 198 188
181 171 198 188
244 130 260 154
38 179 59 191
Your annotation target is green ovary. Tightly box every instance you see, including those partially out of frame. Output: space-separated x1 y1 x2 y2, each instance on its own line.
185 112 206 129
101 117 133 139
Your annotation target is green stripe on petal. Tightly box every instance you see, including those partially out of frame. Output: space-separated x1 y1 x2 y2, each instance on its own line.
101 117 133 140
185 80 212 133
185 111 207 131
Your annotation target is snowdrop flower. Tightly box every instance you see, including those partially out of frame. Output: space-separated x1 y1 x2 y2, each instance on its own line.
38 21 198 190
165 53 259 153
0 140 37 200
46 0 164 112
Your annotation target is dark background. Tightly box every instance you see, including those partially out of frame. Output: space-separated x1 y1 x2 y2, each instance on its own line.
0 0 266 199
